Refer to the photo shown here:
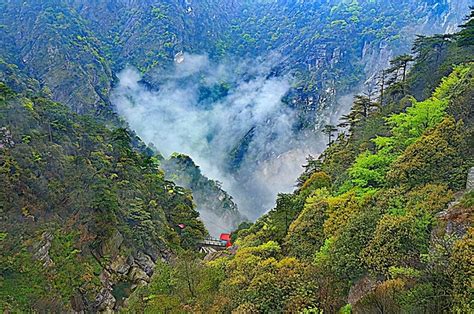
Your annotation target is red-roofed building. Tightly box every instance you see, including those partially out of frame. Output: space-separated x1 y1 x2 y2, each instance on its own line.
220 233 232 247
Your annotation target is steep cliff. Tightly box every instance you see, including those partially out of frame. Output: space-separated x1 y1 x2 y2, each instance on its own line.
0 2 114 114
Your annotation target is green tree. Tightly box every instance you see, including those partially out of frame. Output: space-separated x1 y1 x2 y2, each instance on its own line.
322 124 338 145
284 189 329 260
458 8 474 47
387 117 467 189
362 214 431 275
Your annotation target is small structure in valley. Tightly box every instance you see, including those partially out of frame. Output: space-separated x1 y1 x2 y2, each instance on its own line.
197 233 232 254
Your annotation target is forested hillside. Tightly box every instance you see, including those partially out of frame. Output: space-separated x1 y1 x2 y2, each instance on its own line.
122 12 474 313
161 154 246 237
1 2 473 313
1 0 467 130
0 76 207 311
1 0 470 220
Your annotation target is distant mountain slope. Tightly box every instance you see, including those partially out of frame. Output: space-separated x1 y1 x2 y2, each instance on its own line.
66 1 472 120
1 0 469 126
0 2 114 114
0 1 250 229
162 153 246 237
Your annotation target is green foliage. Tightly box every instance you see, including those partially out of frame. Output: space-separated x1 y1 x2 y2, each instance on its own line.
1 4 474 313
347 147 395 189
49 230 102 303
458 9 474 47
362 213 431 275
323 191 370 238
231 221 253 243
284 189 330 260
386 96 447 147
182 24 473 313
0 83 205 310
217 245 319 313
300 171 332 194
162 153 245 234
328 205 382 283
0 244 49 311
339 304 352 314
125 251 227 312
296 156 323 187
460 190 474 208
387 117 468 189
449 229 474 312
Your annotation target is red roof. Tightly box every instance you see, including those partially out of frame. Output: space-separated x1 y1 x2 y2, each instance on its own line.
220 233 231 241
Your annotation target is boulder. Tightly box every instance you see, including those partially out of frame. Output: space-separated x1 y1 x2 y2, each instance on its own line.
128 266 150 283
70 291 86 313
109 255 131 275
135 252 155 276
95 288 116 312
100 230 123 259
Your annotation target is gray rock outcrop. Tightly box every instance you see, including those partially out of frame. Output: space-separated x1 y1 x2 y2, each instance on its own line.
32 232 54 267
466 167 474 191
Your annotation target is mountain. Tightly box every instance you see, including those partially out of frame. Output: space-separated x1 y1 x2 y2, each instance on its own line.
0 2 473 313
1 1 471 220
0 2 114 115
0 69 209 311
161 153 246 237
123 13 474 313
2 0 469 114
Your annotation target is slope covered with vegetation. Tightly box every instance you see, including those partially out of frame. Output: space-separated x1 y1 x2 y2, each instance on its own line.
1 0 469 221
1 0 467 123
0 0 253 226
1 3 473 313
0 74 207 311
162 153 246 236
122 12 474 313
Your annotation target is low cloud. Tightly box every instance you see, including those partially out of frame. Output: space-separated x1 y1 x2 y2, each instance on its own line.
111 53 325 222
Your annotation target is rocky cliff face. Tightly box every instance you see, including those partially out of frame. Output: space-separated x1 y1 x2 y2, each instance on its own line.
359 0 471 78
0 2 114 114
2 1 470 116
29 229 168 312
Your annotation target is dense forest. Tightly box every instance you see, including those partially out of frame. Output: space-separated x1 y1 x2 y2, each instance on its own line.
0 76 208 310
1 0 470 219
0 1 473 313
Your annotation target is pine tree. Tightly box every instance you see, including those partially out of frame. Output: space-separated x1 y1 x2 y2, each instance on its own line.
387 54 415 85
337 95 379 132
322 124 338 145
